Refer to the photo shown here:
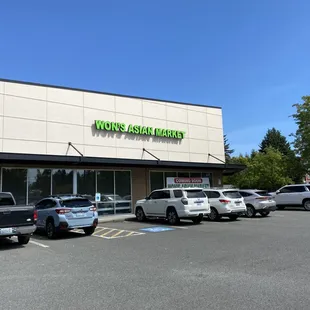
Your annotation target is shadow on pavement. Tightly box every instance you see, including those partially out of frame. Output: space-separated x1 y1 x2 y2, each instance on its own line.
0 238 25 251
33 230 87 241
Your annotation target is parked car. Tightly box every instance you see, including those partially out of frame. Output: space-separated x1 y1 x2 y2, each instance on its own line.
134 188 210 225
274 184 310 210
239 189 277 217
203 189 246 221
35 194 98 239
0 192 36 245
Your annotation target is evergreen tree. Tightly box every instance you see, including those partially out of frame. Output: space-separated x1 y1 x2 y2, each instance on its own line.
259 128 291 155
224 134 234 162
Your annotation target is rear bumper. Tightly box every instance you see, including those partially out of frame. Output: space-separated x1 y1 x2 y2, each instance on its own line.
255 202 277 212
58 218 98 231
179 209 210 218
0 224 36 237
221 211 245 216
259 205 277 212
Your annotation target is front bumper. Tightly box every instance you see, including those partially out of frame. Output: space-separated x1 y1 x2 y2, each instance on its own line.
0 224 36 237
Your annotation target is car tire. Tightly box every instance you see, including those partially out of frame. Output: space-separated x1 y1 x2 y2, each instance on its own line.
228 215 239 221
83 227 96 236
135 207 146 222
303 199 310 211
192 214 203 224
208 207 220 221
259 211 270 217
245 204 256 218
167 207 180 225
18 235 30 245
46 220 56 239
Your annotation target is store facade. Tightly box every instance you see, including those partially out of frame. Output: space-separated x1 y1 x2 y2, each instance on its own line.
0 79 244 215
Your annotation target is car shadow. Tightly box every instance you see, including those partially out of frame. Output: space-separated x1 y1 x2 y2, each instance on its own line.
278 207 305 212
125 217 200 227
0 238 25 251
33 230 87 241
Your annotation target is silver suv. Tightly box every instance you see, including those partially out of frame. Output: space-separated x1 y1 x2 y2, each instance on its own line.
134 188 210 225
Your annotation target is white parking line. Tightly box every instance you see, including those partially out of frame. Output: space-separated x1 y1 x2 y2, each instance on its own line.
29 240 49 248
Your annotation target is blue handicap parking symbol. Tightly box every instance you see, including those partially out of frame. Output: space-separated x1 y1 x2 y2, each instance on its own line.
139 226 175 233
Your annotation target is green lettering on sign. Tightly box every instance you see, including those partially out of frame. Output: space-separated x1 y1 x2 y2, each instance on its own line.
94 120 185 139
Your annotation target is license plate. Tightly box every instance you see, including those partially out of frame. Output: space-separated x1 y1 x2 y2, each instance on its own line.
0 228 13 235
76 213 85 218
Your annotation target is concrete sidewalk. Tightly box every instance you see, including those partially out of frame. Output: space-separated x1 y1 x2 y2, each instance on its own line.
98 213 136 223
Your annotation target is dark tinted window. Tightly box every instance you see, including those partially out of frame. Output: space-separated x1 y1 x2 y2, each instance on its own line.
36 199 56 209
204 191 220 198
0 193 15 206
60 198 92 208
185 190 205 198
306 186 310 191
280 186 306 193
173 190 183 198
239 192 252 197
149 191 164 200
223 191 242 198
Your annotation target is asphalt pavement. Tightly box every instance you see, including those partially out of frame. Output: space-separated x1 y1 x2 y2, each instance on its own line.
1 209 310 310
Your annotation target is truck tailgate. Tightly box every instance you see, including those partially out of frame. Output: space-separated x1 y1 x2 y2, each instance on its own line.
0 206 35 228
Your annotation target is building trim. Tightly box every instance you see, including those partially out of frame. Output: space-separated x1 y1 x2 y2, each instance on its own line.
0 77 221 110
0 152 245 174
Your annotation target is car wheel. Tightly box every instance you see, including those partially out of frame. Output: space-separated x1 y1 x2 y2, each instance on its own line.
18 235 30 245
135 207 146 222
303 200 310 211
228 215 239 221
192 214 203 224
245 204 256 218
167 208 179 225
83 227 96 236
208 207 220 221
46 220 56 239
259 211 270 217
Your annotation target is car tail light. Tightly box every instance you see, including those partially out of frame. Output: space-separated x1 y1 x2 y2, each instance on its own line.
55 208 71 214
219 199 231 204
89 206 97 211
34 210 38 222
255 197 268 200
181 198 188 205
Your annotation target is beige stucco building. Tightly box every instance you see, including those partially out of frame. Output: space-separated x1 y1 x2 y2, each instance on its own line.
0 79 243 215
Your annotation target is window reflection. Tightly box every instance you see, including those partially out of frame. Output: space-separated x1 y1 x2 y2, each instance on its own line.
115 171 131 214
77 170 95 201
150 172 164 191
28 169 51 204
2 168 27 205
97 171 114 215
52 169 73 195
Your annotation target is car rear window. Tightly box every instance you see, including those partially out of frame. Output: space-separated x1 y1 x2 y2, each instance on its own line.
0 193 15 206
60 198 92 208
255 191 271 196
185 190 206 198
223 191 242 199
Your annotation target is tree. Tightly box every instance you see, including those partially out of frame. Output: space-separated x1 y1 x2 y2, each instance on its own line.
224 134 234 162
291 96 310 169
259 128 291 155
225 147 292 191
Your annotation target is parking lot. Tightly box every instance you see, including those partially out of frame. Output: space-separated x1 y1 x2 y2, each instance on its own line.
1 209 310 310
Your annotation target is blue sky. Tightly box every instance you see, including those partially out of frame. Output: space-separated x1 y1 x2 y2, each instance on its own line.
1 0 309 155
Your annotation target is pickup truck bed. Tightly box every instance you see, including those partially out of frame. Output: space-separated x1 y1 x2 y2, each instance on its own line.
0 192 36 245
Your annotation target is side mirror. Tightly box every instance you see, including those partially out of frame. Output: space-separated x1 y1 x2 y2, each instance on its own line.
276 190 280 194
145 196 149 200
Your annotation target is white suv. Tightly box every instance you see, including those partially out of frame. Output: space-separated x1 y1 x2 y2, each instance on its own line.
239 189 277 217
134 188 210 225
203 189 246 221
275 184 310 210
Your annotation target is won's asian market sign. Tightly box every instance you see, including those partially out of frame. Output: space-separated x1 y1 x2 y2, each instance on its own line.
166 177 210 189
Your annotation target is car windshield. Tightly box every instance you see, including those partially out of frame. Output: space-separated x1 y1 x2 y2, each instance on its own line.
255 191 271 196
185 190 205 198
223 191 242 199
60 198 92 208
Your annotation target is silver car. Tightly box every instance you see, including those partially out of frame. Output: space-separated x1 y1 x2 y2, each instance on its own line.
238 189 277 217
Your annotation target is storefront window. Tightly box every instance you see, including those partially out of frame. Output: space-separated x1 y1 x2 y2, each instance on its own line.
115 171 131 214
178 172 190 177
190 172 202 177
52 169 73 194
164 172 177 187
97 171 114 215
202 173 213 187
2 168 27 204
28 169 51 204
150 172 164 191
77 170 95 201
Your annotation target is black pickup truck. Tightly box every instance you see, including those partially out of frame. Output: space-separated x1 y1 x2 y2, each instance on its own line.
0 192 36 245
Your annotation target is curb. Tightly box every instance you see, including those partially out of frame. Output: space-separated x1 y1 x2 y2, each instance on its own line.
98 215 136 224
